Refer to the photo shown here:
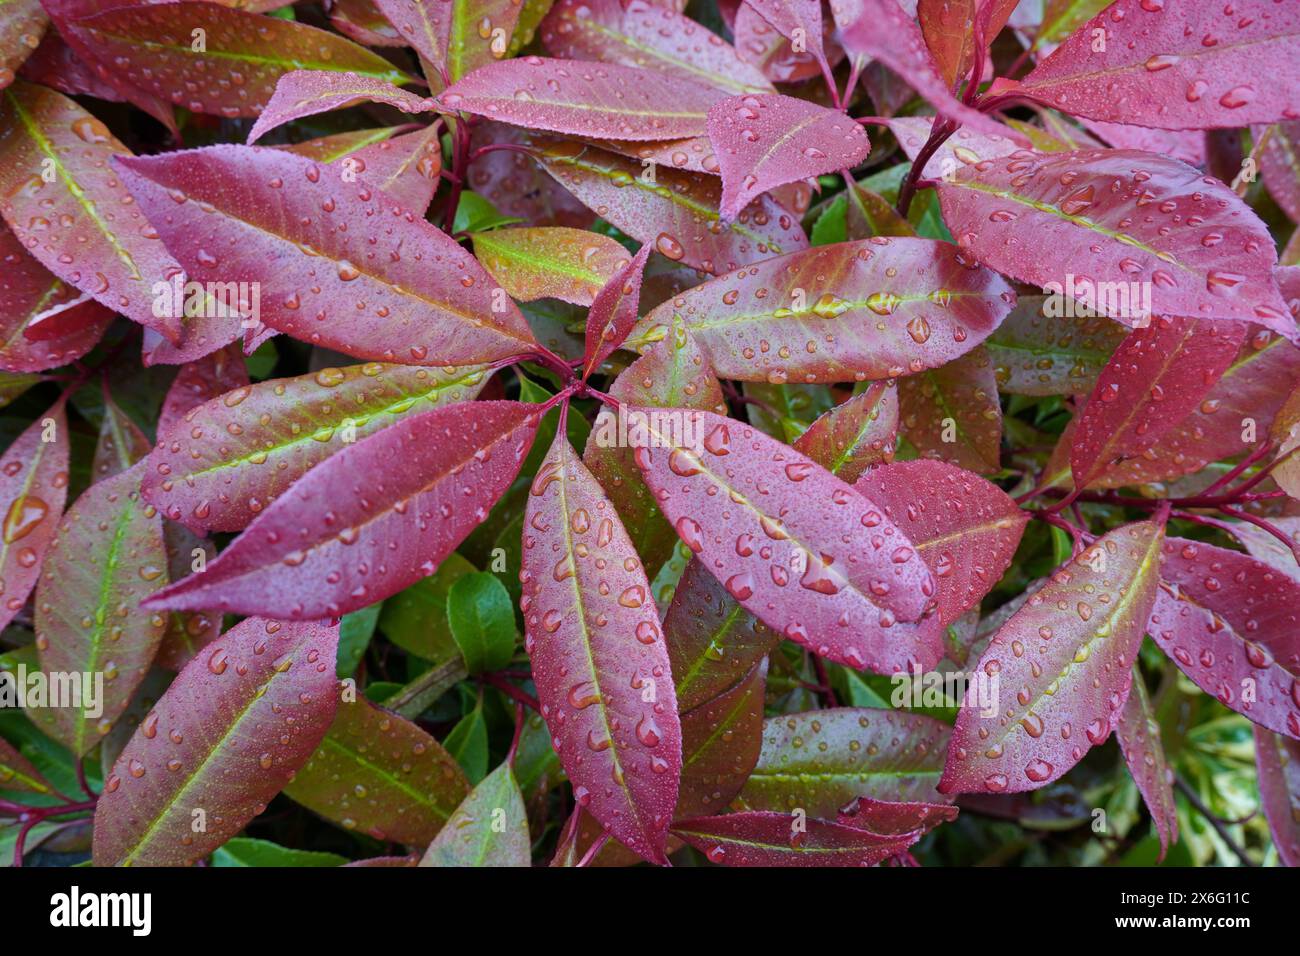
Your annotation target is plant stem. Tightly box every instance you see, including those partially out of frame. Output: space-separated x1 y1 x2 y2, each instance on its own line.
1174 775 1257 867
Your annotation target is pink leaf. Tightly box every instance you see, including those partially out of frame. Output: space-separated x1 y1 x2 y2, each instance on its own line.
143 401 539 618
836 794 958 835
1253 724 1300 866
521 427 681 865
1070 318 1248 489
437 57 726 140
630 408 943 674
1116 669 1178 861
1008 0 1300 130
91 616 340 866
708 93 870 220
855 459 1028 629
247 71 432 145
940 521 1164 795
631 237 1015 383
583 243 652 378
116 145 540 366
793 381 900 482
936 148 1293 332
672 811 918 866
1149 538 1300 741
156 344 249 437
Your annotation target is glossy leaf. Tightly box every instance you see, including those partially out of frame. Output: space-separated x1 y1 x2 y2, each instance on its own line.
91 617 339 866
446 571 516 674
737 708 953 814
0 399 69 633
708 93 870 221
582 242 651 378
744 0 830 78
472 226 631 306
116 145 541 366
143 362 488 533
793 382 899 482
1116 668 1178 861
1007 0 1300 130
918 0 1019 89
284 696 469 846
983 294 1126 396
1253 724 1300 866
539 0 772 95
0 0 45 90
531 138 808 276
632 237 1015 383
0 226 112 374
62 3 413 118
832 0 1030 144
520 428 681 864
937 148 1292 332
940 521 1164 795
1259 122 1300 224
898 345 1003 474
1149 538 1300 741
836 794 959 835
855 459 1028 629
1071 318 1247 489
436 57 725 140
0 81 185 340
143 401 539 618
584 316 726 579
156 344 249 437
675 660 766 819
0 736 51 795
632 408 943 674
672 810 916 866
31 460 167 756
419 761 530 866
248 71 431 145
373 0 524 89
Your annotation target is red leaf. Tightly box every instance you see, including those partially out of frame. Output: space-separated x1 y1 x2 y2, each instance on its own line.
372 0 524 89
247 71 432 145
836 794 958 835
897 345 1003 474
0 0 45 90
92 386 151 482
940 521 1164 795
1116 669 1178 861
672 811 917 866
983 293 1126 396
630 408 943 674
1070 318 1249 489
917 0 1019 89
1006 0 1300 130
144 362 487 534
676 661 766 819
1253 724 1300 866
1259 122 1300 224
1083 120 1208 168
0 398 68 633
143 401 539 618
540 0 773 96
889 114 1019 179
0 81 185 341
91 616 339 866
936 149 1293 333
707 93 870 220
0 225 111 373
1149 538 1300 740
583 242 652 378
115 145 540 366
531 138 807 275
31 461 167 756
793 381 899 482
521 427 681 865
61 2 413 119
855 459 1028 629
0 736 51 795
831 0 1031 144
632 237 1015 383
739 707 954 811
744 0 831 78
437 57 726 140
156 344 249 437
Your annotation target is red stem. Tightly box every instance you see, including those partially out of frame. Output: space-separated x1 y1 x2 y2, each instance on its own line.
480 671 540 713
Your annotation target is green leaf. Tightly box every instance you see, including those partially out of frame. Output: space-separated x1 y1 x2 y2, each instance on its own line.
446 572 517 674
337 604 382 678
444 695 489 784
419 762 530 866
453 191 522 234
212 837 346 867
378 552 476 662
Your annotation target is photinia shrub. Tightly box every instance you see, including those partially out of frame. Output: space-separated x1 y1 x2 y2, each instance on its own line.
1 0 1298 870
